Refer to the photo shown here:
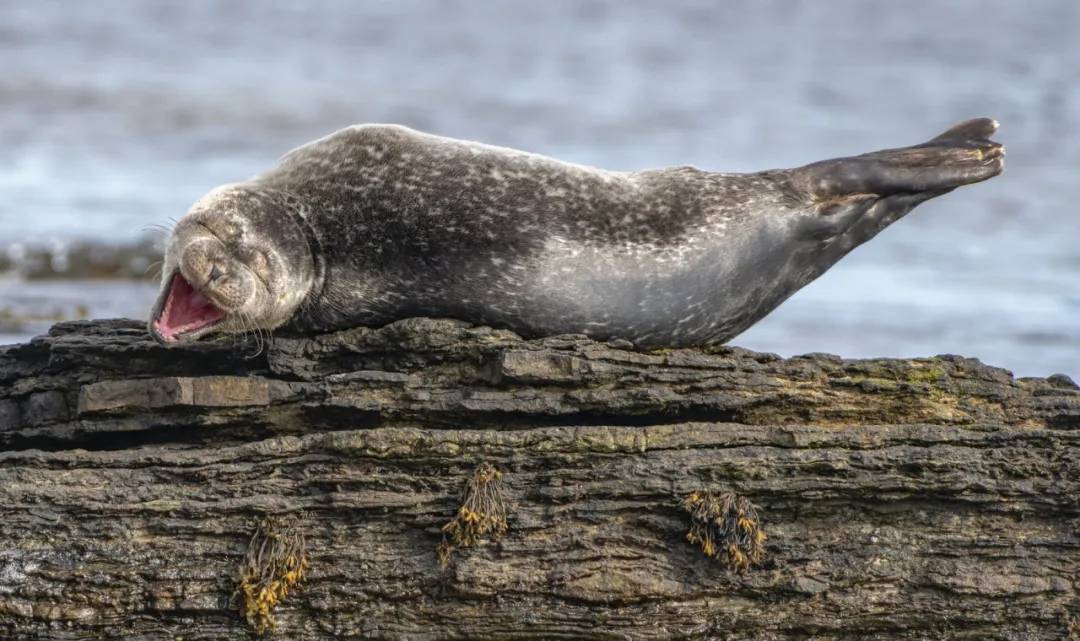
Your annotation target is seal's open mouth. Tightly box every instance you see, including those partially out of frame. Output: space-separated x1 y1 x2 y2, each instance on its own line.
151 272 225 342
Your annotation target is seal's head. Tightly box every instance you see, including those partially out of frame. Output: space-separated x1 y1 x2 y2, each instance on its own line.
149 185 316 345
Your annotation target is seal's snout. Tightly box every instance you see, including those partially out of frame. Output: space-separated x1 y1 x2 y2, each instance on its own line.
150 271 226 344
147 194 303 346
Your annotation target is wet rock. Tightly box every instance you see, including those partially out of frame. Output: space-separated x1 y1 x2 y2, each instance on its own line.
0 318 1078 640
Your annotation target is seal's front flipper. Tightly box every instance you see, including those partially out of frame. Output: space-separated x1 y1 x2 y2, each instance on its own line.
798 117 1004 200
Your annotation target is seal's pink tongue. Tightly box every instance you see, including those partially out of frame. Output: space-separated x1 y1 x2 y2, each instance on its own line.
152 273 224 341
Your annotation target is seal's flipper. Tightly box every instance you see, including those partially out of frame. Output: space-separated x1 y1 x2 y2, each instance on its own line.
798 118 1004 200
930 117 999 143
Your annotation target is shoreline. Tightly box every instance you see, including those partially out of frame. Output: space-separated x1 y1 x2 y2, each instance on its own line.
0 237 164 281
0 277 160 346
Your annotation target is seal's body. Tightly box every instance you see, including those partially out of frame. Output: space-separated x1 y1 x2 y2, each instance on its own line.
150 119 1004 347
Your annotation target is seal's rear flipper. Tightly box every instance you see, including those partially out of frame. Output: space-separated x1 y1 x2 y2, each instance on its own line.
798 117 1004 200
929 117 1000 143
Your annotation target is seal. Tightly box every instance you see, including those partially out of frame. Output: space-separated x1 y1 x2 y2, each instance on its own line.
148 118 1004 347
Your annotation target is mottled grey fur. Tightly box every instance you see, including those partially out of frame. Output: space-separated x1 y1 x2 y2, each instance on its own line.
151 118 1003 347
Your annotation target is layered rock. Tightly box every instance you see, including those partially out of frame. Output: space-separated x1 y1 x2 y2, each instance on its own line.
1 318 1078 640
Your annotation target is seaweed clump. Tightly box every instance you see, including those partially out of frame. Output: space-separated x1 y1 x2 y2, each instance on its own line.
438 462 509 566
682 490 766 572
235 513 310 634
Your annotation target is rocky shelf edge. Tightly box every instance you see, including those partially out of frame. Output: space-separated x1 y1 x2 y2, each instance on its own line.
1 317 1078 640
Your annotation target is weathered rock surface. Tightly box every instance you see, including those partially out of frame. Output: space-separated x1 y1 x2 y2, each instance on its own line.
1 318 1078 640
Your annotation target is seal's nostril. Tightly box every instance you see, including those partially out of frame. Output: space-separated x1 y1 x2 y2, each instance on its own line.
208 264 223 283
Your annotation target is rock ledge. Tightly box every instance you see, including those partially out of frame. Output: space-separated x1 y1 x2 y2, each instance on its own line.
1 318 1078 640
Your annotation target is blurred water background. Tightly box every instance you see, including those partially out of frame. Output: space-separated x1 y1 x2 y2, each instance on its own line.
0 0 1077 377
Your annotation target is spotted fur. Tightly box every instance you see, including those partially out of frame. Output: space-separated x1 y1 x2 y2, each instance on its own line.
151 119 1003 347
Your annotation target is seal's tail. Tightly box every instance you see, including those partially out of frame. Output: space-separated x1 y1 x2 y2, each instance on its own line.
799 117 1005 200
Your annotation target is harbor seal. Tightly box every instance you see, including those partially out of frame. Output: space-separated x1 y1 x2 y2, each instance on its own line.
149 118 1004 347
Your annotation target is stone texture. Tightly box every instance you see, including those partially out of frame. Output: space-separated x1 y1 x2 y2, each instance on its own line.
0 317 1078 640
78 375 271 413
